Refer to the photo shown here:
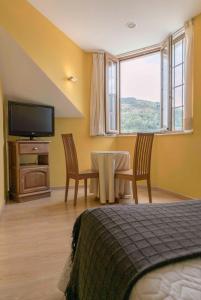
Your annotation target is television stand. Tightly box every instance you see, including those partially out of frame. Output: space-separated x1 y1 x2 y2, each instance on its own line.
8 140 51 202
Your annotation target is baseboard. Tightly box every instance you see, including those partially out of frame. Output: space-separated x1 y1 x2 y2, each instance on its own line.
139 184 194 200
51 184 193 200
51 185 84 190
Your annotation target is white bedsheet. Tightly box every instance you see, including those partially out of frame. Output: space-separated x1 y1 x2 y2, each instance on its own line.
59 258 201 300
129 258 201 300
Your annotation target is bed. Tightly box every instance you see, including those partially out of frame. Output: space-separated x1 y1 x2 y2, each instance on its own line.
59 201 201 300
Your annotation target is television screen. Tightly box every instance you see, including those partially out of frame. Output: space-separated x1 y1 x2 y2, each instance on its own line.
8 101 55 138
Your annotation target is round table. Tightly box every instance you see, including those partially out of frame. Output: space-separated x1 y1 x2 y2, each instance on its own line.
90 151 131 204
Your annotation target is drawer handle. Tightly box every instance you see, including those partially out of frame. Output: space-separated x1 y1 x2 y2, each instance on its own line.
32 147 38 151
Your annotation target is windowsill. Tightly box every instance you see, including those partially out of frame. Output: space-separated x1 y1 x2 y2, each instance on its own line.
102 130 193 137
156 129 193 136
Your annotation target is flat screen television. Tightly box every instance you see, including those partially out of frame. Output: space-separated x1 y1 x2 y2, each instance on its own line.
8 101 55 139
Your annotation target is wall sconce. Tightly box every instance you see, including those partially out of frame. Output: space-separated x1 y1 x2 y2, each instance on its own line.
67 76 78 82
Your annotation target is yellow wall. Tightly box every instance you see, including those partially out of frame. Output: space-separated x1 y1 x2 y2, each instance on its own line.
117 13 201 199
0 81 5 209
0 0 86 115
48 55 116 187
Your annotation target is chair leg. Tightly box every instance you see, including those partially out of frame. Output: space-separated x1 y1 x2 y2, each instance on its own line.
65 177 69 202
74 180 79 206
84 178 87 201
147 178 152 203
132 180 138 204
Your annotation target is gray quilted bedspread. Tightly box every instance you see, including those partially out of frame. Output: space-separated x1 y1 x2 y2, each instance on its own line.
66 201 201 300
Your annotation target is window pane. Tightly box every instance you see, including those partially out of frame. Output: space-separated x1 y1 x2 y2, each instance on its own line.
106 59 118 132
162 44 169 129
174 64 183 87
108 61 116 94
174 40 183 65
120 52 161 133
174 86 183 107
173 107 183 130
171 35 185 132
109 94 117 130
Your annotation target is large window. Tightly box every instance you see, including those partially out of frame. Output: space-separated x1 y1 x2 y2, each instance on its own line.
105 29 186 134
120 51 161 133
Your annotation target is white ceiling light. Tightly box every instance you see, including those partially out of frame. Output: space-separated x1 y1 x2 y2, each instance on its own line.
126 22 136 29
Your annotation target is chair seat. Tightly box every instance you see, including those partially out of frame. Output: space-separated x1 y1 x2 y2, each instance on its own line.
115 169 133 178
116 169 149 181
68 170 98 179
79 169 98 178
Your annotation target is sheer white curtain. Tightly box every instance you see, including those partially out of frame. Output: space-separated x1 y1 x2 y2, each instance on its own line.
184 20 194 130
90 52 105 136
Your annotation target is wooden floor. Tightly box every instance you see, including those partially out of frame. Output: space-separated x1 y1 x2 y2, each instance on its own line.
0 187 190 300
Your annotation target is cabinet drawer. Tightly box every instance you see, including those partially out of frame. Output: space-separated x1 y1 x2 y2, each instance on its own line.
20 166 49 194
19 143 48 154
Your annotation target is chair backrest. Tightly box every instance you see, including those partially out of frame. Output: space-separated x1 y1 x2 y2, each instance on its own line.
133 133 154 178
62 134 79 175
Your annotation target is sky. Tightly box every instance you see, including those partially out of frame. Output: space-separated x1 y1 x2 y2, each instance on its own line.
120 52 161 102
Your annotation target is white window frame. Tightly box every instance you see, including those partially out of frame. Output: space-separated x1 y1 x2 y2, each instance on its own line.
104 30 186 135
161 36 172 131
171 32 185 131
105 53 119 134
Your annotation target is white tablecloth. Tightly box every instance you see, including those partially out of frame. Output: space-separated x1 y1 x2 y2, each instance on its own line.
90 151 131 204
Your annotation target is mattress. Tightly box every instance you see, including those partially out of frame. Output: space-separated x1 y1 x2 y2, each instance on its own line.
59 257 201 300
129 257 201 300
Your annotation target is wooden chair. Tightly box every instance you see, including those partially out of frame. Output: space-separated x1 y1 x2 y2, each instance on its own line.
115 133 154 204
62 134 98 206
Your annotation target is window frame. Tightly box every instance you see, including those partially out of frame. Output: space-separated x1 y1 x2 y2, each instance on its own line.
105 52 120 134
161 36 172 131
171 32 185 131
104 30 186 135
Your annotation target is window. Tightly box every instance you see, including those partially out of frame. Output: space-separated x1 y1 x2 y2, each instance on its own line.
105 54 119 133
104 29 186 134
120 51 161 133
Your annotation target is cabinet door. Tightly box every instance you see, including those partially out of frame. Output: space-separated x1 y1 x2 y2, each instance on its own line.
20 167 49 194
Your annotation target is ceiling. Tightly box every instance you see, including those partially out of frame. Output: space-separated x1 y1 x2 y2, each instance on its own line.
28 0 201 55
0 28 82 118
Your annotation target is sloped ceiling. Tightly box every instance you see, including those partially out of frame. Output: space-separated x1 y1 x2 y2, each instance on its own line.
0 27 82 118
29 0 201 55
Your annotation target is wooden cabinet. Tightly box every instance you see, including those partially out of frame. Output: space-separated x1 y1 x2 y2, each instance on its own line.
8 141 51 202
19 143 49 154
19 166 49 194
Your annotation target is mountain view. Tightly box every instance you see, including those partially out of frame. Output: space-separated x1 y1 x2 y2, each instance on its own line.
120 97 161 133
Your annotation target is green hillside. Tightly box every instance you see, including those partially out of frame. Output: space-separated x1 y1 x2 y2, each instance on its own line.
120 97 160 133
